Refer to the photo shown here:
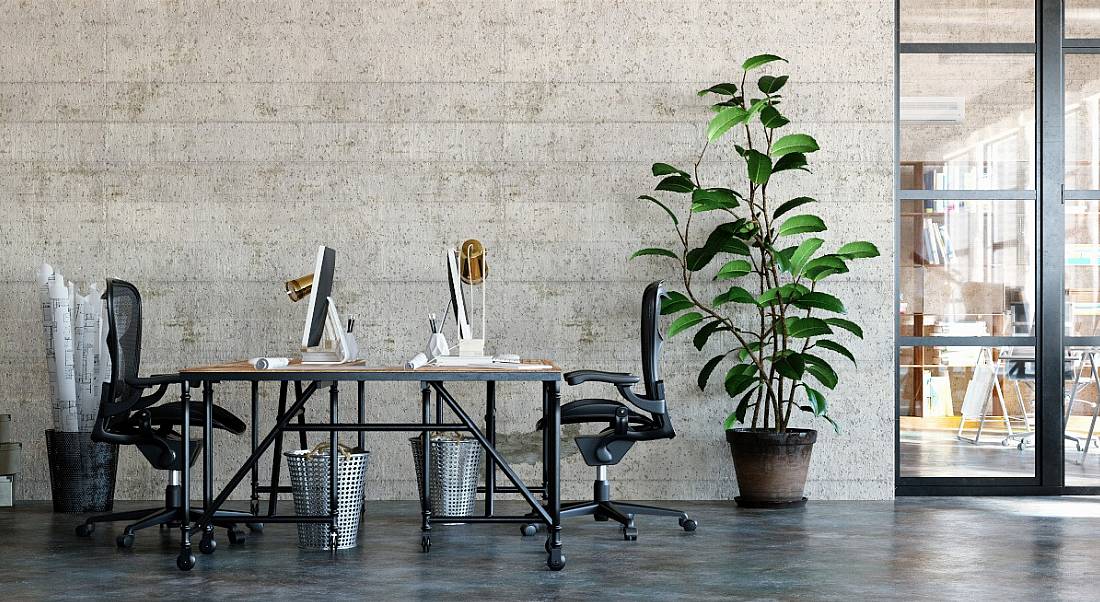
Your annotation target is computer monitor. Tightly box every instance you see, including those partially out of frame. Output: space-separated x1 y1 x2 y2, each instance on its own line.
302 246 336 348
447 248 472 340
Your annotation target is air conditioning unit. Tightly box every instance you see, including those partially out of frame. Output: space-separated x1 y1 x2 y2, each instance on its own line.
900 96 965 122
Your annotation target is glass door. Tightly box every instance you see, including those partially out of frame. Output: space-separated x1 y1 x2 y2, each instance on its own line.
897 1 1039 482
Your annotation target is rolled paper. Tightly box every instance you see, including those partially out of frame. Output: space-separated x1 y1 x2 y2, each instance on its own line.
406 352 428 369
249 357 290 370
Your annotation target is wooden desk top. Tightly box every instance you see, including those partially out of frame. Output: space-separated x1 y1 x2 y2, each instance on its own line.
180 359 562 382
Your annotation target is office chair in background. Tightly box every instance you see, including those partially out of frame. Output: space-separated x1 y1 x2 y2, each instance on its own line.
534 281 697 540
75 279 256 557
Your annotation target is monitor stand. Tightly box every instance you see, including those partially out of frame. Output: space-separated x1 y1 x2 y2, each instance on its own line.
300 297 357 364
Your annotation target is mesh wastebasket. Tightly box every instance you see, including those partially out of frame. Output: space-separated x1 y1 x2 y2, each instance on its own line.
45 430 118 513
410 434 483 518
284 444 370 550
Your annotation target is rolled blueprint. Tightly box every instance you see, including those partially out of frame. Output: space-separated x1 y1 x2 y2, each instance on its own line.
38 265 79 432
72 284 103 432
249 357 290 370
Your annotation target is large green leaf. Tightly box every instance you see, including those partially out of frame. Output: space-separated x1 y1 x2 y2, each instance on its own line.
825 317 864 338
771 350 805 380
715 259 752 280
630 247 679 260
708 106 751 141
724 363 760 398
803 353 838 389
758 75 789 94
668 312 704 337
757 282 808 306
835 241 881 259
785 316 833 338
660 291 693 314
771 133 820 157
792 291 846 314
714 286 757 307
685 247 717 271
788 237 824 275
652 162 690 177
760 105 790 129
693 319 727 351
815 339 856 364
697 83 739 96
802 254 849 281
745 150 772 184
698 353 727 391
691 187 741 213
659 291 694 315
804 386 827 416
724 388 759 429
773 196 816 219
772 152 809 174
823 413 841 434
778 214 827 236
737 342 762 362
703 222 752 255
742 54 787 70
638 195 679 226
655 175 695 193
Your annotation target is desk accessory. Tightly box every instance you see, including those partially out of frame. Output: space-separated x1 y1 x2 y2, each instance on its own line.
285 246 358 363
249 357 290 370
447 241 488 357
0 414 21 507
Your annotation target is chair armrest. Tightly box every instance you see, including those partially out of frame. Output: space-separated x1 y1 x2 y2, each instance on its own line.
126 373 181 387
564 370 641 387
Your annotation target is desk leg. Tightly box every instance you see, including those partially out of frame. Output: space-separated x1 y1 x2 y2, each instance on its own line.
484 380 496 517
546 380 564 571
268 381 289 516
420 383 432 552
328 381 339 552
296 381 308 449
200 382 215 552
177 381 195 571
357 381 366 451
250 381 259 516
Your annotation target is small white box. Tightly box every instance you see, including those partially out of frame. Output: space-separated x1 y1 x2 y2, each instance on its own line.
0 475 12 507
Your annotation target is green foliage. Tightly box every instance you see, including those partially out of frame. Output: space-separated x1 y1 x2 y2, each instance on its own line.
631 54 877 435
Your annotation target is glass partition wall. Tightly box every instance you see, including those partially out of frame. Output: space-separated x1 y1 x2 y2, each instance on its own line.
897 0 1100 494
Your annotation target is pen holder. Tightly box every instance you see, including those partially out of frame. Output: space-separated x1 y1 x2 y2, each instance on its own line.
426 333 449 360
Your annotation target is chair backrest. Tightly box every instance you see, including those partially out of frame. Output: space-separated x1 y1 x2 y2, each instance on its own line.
100 278 145 418
640 281 667 400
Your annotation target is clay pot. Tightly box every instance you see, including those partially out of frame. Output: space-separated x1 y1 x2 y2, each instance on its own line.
726 428 816 508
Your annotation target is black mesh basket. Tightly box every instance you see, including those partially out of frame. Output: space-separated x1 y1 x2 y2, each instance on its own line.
45 430 119 513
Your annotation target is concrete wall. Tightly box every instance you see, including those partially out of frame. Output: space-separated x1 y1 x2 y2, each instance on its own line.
1 1 895 501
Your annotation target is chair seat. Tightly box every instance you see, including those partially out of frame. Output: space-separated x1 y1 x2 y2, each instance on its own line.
536 399 655 429
140 401 246 435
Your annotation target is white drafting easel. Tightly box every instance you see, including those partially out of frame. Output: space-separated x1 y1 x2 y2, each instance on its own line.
957 348 1014 444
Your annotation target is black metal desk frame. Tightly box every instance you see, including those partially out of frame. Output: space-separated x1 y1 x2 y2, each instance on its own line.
177 363 564 571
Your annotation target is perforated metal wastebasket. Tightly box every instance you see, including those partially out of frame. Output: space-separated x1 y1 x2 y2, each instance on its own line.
284 445 370 550
410 434 483 518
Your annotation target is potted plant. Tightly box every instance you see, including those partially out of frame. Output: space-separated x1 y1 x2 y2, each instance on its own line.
631 54 879 507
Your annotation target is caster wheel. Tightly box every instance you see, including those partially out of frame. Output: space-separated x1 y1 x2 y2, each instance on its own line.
547 548 565 571
246 522 264 533
520 523 538 537
228 528 246 545
116 533 135 549
199 535 217 555
176 553 196 571
679 517 698 532
622 525 638 541
75 523 94 537
421 535 431 553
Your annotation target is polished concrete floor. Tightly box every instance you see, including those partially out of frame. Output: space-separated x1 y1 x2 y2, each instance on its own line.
4 497 1100 600
900 429 1100 484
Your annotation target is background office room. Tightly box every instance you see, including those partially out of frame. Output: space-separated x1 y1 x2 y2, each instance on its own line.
4 1 1100 601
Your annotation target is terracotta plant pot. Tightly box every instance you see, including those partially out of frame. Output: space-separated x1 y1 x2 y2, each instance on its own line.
726 428 817 508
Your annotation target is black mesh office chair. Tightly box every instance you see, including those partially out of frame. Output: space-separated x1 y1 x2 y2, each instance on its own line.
537 281 697 540
75 279 255 551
